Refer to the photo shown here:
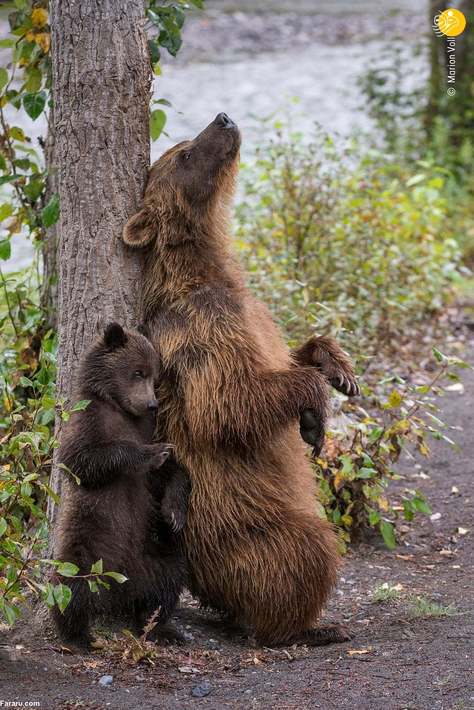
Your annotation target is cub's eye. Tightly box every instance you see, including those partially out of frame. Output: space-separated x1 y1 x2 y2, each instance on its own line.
183 151 191 161
133 370 145 379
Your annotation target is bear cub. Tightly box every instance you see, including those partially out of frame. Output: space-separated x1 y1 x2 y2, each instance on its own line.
52 323 190 650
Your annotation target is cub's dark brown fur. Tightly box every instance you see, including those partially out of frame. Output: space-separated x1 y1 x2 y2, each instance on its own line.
123 114 355 646
52 323 190 649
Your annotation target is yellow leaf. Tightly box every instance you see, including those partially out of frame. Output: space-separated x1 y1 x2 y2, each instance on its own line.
333 471 345 492
341 514 353 528
25 30 35 42
31 8 49 28
418 442 430 457
35 33 51 54
387 389 403 408
378 496 389 512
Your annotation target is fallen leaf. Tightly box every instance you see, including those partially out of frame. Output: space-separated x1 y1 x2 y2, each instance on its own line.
178 666 201 674
457 527 469 536
451 486 459 495
430 512 442 522
439 549 456 556
445 383 464 393
396 554 414 560
348 647 373 656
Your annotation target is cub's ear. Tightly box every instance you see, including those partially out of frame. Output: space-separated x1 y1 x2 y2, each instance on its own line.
137 322 150 339
104 322 128 349
122 207 156 248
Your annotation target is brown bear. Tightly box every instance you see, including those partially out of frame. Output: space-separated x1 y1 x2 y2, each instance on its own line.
122 113 358 646
52 323 190 650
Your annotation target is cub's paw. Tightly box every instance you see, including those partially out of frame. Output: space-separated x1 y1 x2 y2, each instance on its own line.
161 494 187 533
147 443 173 470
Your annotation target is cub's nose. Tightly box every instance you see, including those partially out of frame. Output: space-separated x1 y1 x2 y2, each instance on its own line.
147 399 159 411
215 112 236 129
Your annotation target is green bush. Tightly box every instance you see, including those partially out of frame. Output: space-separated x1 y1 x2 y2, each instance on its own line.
236 124 467 548
237 126 461 356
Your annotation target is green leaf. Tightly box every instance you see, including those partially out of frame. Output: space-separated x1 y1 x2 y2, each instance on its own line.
0 39 15 49
53 583 72 613
42 582 56 608
368 509 381 526
19 375 34 387
24 66 42 93
23 177 44 202
406 173 425 187
87 579 99 593
0 239 11 261
9 126 25 141
57 562 80 577
104 571 128 584
0 518 7 537
148 39 161 65
412 496 432 515
355 467 376 479
380 520 396 550
150 109 167 141
23 91 46 120
154 97 172 107
70 399 91 412
0 175 17 187
90 558 103 574
41 194 60 227
432 347 445 363
0 599 19 626
0 68 8 91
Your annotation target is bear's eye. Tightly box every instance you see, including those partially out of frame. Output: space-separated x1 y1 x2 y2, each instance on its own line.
133 370 145 379
183 151 191 161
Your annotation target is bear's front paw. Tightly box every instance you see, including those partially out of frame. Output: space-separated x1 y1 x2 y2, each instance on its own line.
329 371 360 398
295 336 360 398
300 409 325 456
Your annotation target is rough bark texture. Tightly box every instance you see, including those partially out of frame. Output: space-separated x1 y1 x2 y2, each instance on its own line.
40 113 58 331
47 0 152 532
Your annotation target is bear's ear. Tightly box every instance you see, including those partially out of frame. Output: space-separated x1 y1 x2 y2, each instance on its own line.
122 207 156 248
103 322 128 349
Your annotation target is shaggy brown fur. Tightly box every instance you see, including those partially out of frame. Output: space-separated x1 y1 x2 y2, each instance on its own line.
123 113 353 646
52 323 190 649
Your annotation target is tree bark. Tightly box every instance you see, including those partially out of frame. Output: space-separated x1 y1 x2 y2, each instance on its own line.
40 112 58 331
47 0 152 534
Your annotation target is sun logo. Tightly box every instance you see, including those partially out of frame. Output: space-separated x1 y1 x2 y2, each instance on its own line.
433 8 467 37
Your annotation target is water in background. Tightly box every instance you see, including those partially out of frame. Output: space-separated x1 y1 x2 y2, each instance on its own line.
1 0 428 269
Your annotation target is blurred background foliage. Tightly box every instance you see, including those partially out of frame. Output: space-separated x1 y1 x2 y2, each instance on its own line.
0 0 473 622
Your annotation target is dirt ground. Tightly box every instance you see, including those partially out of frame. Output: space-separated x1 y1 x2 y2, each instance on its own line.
1 329 473 710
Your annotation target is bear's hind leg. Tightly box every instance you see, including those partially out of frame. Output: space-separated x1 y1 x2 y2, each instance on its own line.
133 553 186 644
274 624 353 647
51 577 93 651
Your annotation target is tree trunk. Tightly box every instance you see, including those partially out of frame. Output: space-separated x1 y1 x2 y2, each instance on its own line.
40 112 58 331
426 0 474 149
47 0 152 535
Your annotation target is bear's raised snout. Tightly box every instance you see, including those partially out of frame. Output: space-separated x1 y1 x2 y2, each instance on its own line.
147 399 159 411
215 112 236 129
